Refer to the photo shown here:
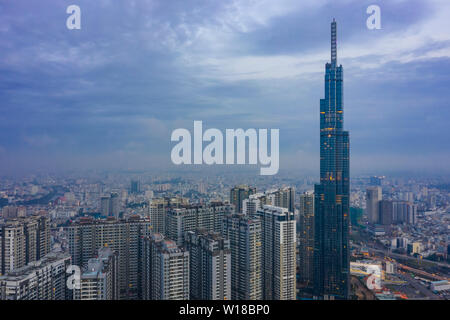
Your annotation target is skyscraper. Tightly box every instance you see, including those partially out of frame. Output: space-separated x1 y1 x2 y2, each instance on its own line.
366 186 382 224
110 192 120 218
165 202 233 246
100 193 121 218
314 19 350 300
0 252 72 300
222 213 262 300
74 247 119 300
257 205 296 300
130 180 141 194
230 185 256 214
185 229 231 300
0 216 50 275
67 216 151 299
143 233 189 300
148 198 166 234
298 192 315 290
266 187 296 214
379 199 394 226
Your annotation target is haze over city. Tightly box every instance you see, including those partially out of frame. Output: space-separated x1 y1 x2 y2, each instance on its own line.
1 0 450 176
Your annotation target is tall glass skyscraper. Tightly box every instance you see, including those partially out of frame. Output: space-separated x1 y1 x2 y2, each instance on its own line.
313 19 350 300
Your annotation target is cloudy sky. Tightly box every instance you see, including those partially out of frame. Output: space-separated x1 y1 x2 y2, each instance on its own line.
0 0 449 176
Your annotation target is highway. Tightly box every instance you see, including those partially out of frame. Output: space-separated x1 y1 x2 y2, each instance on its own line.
352 243 450 269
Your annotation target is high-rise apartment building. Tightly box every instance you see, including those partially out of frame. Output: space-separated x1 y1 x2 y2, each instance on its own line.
0 216 50 275
222 213 262 300
379 200 393 226
366 186 382 224
298 192 315 289
142 233 189 300
100 193 120 218
66 216 151 299
0 252 72 300
230 185 256 214
148 198 166 234
393 201 417 225
266 187 296 214
242 193 263 216
314 19 350 300
257 205 296 300
165 202 233 246
100 195 110 216
130 180 141 194
185 229 231 300
1 206 18 219
74 247 119 300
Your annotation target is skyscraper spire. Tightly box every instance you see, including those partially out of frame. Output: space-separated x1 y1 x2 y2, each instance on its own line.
331 19 337 65
314 19 350 300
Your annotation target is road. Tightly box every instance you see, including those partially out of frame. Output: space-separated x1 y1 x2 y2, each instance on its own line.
352 243 450 269
396 273 443 300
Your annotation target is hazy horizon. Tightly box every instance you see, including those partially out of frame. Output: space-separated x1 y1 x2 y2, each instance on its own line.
1 0 450 176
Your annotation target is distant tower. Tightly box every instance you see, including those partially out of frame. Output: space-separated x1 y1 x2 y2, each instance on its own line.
110 193 120 218
230 185 256 213
100 195 110 216
366 186 382 224
314 19 350 300
130 180 141 194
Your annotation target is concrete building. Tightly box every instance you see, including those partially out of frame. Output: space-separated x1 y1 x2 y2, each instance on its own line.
66 216 151 299
242 194 263 216
165 202 233 246
0 252 72 300
379 200 394 226
74 247 119 300
147 234 189 300
230 185 256 214
366 187 382 224
100 193 120 218
393 201 417 225
266 187 295 214
185 229 231 300
298 192 315 289
257 205 296 300
148 198 166 234
222 213 262 300
0 216 50 275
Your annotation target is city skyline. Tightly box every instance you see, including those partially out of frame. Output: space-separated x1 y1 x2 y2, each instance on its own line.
1 0 450 176
0 2 449 305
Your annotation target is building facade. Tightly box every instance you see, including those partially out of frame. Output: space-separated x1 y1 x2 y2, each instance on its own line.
222 213 262 300
74 247 119 300
230 185 256 214
298 192 315 289
257 205 296 300
0 216 50 275
185 229 231 300
314 19 350 300
66 216 151 299
0 252 71 300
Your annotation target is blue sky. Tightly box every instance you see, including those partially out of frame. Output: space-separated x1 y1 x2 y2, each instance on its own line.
0 0 449 176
